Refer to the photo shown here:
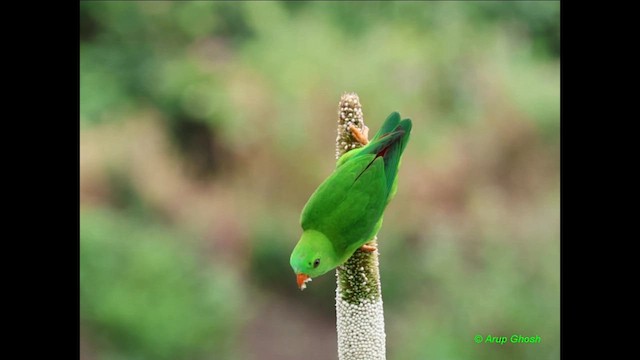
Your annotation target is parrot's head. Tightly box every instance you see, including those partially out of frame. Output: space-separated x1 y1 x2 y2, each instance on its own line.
290 230 337 290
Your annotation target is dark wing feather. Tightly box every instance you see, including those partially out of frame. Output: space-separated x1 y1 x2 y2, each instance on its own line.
351 118 412 197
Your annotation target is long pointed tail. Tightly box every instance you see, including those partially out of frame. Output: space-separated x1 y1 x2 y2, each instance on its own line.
359 113 412 195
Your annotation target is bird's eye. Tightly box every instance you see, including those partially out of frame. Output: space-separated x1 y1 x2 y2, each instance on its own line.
313 258 321 268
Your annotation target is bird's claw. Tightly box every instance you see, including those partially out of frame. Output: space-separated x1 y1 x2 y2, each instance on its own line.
349 124 369 146
360 244 377 253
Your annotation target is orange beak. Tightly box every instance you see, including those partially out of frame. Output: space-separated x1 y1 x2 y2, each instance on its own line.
296 273 311 290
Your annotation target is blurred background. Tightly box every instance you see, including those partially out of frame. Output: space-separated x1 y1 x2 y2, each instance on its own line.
80 1 559 359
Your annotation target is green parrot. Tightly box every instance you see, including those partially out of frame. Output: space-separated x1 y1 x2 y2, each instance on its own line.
290 112 412 290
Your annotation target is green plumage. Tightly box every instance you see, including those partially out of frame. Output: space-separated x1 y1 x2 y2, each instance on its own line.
290 112 412 287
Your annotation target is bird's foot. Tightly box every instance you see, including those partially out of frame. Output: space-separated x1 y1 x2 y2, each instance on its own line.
349 124 369 145
360 243 377 253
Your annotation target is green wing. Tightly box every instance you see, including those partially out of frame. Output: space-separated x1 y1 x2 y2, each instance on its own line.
301 112 412 258
348 114 412 197
301 154 387 256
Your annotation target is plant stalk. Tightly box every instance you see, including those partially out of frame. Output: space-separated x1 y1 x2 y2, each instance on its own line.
334 92 386 360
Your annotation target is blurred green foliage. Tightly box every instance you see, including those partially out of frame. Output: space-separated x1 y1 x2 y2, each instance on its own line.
80 209 244 359
81 1 559 360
